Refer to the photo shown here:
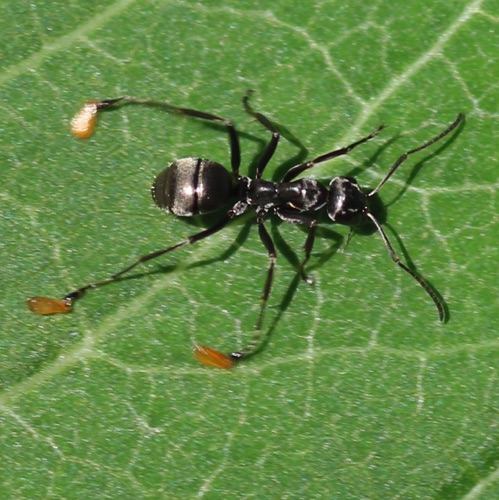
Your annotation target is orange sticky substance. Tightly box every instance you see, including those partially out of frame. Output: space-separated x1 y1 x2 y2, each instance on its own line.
193 343 235 370
27 297 72 315
70 101 99 139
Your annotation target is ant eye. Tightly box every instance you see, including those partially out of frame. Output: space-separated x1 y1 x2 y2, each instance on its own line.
28 92 462 366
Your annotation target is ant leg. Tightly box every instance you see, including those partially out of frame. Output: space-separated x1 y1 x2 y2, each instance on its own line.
195 211 319 367
28 210 244 314
231 214 277 361
283 124 385 182
277 209 319 284
301 223 318 283
343 228 355 251
242 90 280 179
369 113 464 196
365 212 445 321
74 96 242 177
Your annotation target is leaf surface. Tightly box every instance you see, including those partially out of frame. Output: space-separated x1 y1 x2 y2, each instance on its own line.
1 0 497 498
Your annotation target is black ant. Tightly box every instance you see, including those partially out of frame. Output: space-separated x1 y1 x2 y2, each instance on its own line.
28 92 463 368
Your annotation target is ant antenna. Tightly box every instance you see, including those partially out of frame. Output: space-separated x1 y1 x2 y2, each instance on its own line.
365 113 464 321
369 114 464 197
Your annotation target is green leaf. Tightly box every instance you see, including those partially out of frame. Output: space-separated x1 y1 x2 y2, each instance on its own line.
1 0 497 498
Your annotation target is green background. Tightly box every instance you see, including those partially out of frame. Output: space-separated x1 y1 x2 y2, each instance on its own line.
1 0 497 498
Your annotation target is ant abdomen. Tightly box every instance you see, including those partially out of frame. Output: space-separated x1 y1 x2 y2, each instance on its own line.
152 157 234 216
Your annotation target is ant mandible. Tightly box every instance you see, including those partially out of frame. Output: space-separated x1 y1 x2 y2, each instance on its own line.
28 92 463 369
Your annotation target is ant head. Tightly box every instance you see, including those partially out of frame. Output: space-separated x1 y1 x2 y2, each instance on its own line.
327 176 368 226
